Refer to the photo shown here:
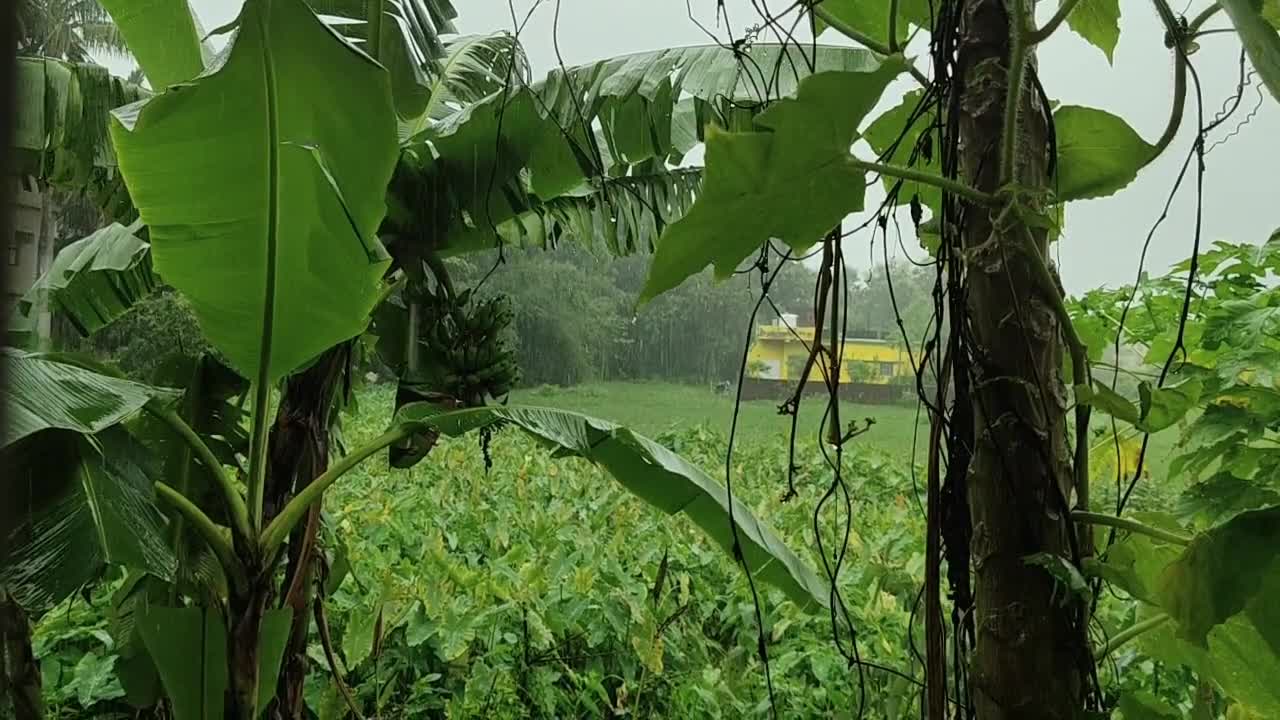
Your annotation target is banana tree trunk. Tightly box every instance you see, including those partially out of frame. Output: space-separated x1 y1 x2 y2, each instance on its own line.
0 589 41 720
226 579 270 720
957 1 1089 717
263 345 350 719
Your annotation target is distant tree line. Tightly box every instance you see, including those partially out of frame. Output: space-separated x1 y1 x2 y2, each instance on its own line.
449 246 937 387
43 234 937 387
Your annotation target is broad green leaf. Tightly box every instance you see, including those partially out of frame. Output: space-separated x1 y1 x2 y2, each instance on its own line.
342 605 379 669
1177 472 1280 527
863 88 940 216
401 45 882 258
1053 105 1155 201
9 221 155 341
1117 691 1180 720
1219 0 1280 104
0 348 177 448
97 0 210 90
1 427 175 615
1137 377 1203 432
1066 0 1122 63
1140 609 1280 715
811 0 933 46
1158 504 1280 644
1082 512 1182 603
641 59 905 302
441 170 703 256
110 0 398 384
396 404 831 610
1080 381 1140 425
72 651 125 708
138 605 293 720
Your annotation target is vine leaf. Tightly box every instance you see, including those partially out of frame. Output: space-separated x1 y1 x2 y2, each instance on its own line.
1053 105 1155 201
395 403 831 610
1066 0 1122 64
811 0 932 46
1080 377 1200 432
863 88 940 217
1118 691 1181 720
1137 377 1203 432
1080 381 1139 425
1220 0 1280 104
640 58 906 302
1157 504 1280 645
1140 599 1280 716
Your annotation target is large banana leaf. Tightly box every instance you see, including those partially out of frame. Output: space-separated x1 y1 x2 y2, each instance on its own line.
1 352 178 616
96 0 211 90
0 348 178 448
396 403 830 610
305 0 459 122
1 427 176 616
8 221 155 342
389 44 877 256
439 168 703 256
109 0 399 383
12 57 145 213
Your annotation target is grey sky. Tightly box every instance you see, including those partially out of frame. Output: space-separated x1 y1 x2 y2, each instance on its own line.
101 0 1277 294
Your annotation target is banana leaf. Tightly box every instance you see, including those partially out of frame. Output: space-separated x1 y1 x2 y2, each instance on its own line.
108 0 399 383
8 220 155 342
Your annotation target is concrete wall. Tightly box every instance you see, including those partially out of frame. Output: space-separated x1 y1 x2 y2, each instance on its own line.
5 177 52 340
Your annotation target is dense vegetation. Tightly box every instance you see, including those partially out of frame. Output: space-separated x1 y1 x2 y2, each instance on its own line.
4 0 1280 718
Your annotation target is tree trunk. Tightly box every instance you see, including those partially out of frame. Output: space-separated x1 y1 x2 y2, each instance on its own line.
0 589 41 720
956 1 1089 717
263 345 350 719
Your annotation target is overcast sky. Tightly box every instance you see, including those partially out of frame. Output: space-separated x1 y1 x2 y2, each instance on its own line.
100 0 1278 294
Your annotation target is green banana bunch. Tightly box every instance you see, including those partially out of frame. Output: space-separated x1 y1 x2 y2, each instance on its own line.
416 290 520 405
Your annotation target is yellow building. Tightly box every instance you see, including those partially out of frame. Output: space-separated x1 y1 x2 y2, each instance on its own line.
747 317 914 386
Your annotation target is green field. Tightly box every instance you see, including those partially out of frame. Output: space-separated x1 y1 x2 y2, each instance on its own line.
508 381 1179 483
512 381 929 455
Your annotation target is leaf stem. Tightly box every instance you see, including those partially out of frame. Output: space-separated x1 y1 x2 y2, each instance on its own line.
247 0 283 535
850 157 997 206
1094 613 1170 660
809 3 931 87
259 423 418 555
1027 0 1085 44
1071 511 1193 546
999 0 1031 185
154 481 247 589
147 406 252 544
887 0 901 53
1188 2 1223 33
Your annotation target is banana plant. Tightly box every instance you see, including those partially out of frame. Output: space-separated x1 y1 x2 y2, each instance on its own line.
2 3 836 719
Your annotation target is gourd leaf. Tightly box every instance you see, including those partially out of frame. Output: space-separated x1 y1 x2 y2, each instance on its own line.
641 57 906 302
1066 0 1122 64
1053 105 1155 201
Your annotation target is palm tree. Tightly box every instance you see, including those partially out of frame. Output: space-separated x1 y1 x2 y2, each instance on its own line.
16 0 129 62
